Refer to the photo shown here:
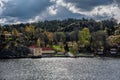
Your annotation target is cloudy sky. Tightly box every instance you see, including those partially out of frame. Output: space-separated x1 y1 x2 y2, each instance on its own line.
0 0 120 24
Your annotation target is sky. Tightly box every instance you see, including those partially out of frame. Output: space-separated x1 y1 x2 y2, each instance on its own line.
0 0 120 24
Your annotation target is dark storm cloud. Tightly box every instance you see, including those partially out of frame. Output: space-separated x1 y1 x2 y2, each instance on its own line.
2 0 52 19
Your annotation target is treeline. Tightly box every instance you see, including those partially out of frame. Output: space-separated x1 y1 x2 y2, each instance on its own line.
0 18 120 56
3 18 117 33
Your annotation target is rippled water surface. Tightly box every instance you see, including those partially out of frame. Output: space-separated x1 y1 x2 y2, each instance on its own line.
0 58 120 80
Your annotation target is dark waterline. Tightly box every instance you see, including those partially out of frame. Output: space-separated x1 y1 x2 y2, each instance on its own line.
0 58 120 80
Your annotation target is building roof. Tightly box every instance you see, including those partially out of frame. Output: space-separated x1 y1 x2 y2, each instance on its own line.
29 45 54 51
42 48 54 51
29 45 38 48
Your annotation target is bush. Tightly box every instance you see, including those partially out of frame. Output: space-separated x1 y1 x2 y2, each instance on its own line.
52 45 65 52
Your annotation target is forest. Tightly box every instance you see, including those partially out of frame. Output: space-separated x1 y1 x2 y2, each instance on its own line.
0 18 120 57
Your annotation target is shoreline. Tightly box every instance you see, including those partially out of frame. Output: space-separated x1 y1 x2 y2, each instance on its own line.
1 55 120 59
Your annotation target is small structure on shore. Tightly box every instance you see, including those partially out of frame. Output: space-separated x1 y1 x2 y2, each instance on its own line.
29 45 55 57
110 48 117 54
41 47 55 56
97 48 104 55
29 45 42 57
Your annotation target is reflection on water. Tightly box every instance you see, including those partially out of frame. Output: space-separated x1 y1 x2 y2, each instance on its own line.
0 58 120 80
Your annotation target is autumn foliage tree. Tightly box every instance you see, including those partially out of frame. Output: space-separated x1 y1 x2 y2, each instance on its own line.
78 27 91 47
37 38 41 47
12 28 19 36
45 32 54 46
107 25 120 47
